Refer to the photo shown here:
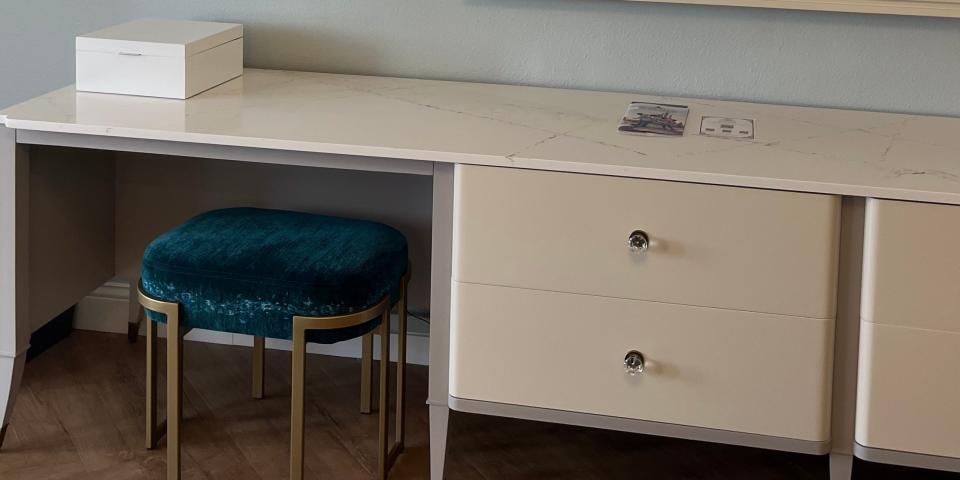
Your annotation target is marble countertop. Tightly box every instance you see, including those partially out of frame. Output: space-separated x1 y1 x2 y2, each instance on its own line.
3 68 960 204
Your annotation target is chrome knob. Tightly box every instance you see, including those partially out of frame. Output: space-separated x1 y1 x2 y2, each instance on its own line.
624 350 645 376
627 230 650 253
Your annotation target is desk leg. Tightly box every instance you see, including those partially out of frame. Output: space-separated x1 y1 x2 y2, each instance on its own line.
0 128 29 448
830 453 853 480
428 163 454 480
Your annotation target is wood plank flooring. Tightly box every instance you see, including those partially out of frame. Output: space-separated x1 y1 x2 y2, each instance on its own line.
0 331 957 479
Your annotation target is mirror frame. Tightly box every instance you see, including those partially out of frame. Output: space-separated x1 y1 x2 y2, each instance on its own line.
629 0 960 17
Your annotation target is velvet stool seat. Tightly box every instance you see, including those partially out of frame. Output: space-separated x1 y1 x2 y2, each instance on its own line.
136 207 410 480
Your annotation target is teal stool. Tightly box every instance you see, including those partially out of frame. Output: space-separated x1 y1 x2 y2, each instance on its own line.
137 208 410 480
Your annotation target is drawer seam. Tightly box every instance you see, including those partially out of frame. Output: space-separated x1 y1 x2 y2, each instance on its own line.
860 318 960 336
455 280 837 321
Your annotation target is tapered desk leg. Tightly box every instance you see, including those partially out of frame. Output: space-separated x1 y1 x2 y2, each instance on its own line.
428 163 454 480
0 357 25 448
0 128 29 449
429 405 450 480
830 453 853 480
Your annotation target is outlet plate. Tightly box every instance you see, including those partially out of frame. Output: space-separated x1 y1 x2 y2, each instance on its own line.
700 116 755 139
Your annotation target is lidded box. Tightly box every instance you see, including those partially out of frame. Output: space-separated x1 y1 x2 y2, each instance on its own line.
76 19 243 99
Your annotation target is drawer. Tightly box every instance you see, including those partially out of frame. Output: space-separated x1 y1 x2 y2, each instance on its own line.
862 198 960 332
856 322 960 458
449 282 834 441
454 165 840 319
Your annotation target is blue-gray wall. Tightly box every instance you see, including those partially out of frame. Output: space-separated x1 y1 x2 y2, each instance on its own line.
1 0 958 115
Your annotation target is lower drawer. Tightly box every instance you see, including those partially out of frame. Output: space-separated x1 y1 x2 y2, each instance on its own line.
450 282 834 442
856 322 960 458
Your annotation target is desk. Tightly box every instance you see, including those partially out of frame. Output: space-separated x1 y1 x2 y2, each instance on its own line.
2 69 960 479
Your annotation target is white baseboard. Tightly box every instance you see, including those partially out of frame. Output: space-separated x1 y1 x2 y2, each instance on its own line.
75 281 430 366
75 282 131 334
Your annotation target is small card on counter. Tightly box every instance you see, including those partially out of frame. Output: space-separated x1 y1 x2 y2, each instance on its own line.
618 102 688 136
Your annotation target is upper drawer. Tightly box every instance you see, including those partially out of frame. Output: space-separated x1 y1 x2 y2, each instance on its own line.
454 165 840 319
862 198 960 332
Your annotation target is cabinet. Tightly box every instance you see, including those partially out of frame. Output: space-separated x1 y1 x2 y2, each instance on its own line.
450 165 841 445
856 199 960 465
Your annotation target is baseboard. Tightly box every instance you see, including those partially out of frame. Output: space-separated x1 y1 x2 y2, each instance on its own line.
75 281 431 366
75 281 130 334
27 306 75 361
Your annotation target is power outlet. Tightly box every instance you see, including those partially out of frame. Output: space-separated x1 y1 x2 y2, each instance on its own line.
700 116 755 139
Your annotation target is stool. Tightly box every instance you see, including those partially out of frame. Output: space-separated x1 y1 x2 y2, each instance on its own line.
137 208 409 480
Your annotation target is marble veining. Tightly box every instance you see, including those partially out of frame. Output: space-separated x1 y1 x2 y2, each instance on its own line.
2 68 960 204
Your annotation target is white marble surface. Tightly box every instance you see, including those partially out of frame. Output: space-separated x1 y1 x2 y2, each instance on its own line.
3 68 960 204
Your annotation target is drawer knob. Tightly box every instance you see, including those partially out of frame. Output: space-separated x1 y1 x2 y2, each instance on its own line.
624 350 646 376
627 230 650 253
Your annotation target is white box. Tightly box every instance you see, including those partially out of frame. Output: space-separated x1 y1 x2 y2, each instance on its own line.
76 19 243 99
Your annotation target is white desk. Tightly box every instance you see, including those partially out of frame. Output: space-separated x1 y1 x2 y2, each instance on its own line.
2 69 960 479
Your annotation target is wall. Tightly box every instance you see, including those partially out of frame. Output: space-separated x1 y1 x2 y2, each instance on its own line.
1 0 958 117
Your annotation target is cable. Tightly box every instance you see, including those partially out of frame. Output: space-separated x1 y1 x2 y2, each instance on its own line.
406 309 430 325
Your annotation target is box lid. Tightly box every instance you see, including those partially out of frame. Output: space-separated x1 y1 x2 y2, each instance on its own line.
76 19 242 57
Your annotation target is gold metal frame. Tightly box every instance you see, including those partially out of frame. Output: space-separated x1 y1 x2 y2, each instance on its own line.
145 310 164 450
360 331 374 414
291 272 410 480
252 336 265 399
140 286 268 480
140 270 409 480
139 286 182 480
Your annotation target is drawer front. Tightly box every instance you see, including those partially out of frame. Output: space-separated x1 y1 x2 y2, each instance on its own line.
454 165 840 319
856 322 960 458
450 282 834 441
863 198 960 332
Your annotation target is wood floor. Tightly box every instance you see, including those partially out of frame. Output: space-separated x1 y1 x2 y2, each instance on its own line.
1 331 957 479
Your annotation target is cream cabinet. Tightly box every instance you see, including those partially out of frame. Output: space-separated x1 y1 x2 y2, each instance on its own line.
450 165 841 447
856 199 960 466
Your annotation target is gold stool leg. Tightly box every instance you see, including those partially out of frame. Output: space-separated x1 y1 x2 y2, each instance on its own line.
167 311 183 480
360 332 374 414
252 336 265 399
138 288 180 478
377 312 391 480
290 324 307 480
395 281 408 451
146 315 159 449
288 296 394 479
